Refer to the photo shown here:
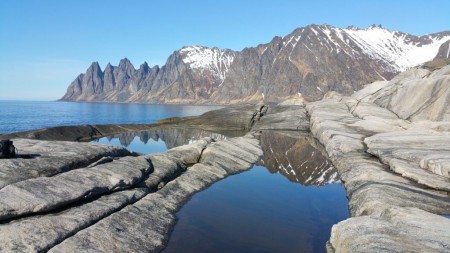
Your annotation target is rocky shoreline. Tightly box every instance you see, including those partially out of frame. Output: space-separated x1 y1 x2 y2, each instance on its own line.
1 63 449 252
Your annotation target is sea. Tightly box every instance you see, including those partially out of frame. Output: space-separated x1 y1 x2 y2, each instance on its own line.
0 100 224 134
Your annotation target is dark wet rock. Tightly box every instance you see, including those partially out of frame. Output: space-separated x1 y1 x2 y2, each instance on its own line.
167 105 266 131
434 39 450 60
0 139 15 159
0 105 262 143
0 124 158 142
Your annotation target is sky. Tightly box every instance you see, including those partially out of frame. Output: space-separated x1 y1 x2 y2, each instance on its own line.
0 0 449 100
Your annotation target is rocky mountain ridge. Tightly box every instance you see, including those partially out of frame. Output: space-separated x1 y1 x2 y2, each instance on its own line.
61 24 450 104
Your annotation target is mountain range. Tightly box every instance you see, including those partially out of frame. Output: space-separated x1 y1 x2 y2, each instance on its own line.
61 24 450 104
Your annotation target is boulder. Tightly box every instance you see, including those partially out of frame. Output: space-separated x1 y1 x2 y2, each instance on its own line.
0 139 15 159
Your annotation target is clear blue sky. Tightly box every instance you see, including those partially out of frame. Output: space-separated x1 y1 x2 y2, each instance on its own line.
0 0 449 100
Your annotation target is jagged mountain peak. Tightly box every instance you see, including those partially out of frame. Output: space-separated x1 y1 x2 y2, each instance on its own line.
118 58 135 70
139 62 149 71
61 24 450 104
88 61 101 70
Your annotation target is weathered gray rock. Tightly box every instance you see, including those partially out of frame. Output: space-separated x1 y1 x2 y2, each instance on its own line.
329 207 450 253
0 189 146 252
0 139 130 189
348 179 450 217
165 137 211 165
305 77 450 253
0 133 262 253
365 130 450 191
351 80 389 102
330 153 450 217
408 120 450 132
389 159 450 191
162 105 266 131
49 164 226 253
332 154 410 187
420 155 450 178
140 138 213 191
354 66 450 121
49 134 262 253
252 105 310 131
277 96 306 106
0 155 151 221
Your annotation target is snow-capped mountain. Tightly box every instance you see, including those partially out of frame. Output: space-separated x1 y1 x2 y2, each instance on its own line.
316 25 450 72
61 24 450 104
179 46 235 85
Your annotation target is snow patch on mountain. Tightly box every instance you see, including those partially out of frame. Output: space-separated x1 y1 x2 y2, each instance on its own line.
343 26 450 71
180 46 235 84
283 25 450 72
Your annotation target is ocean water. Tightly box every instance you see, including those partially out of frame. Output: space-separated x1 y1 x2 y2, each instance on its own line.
0 100 223 134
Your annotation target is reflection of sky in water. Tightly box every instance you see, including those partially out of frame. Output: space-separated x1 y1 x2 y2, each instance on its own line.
93 129 349 252
93 136 168 154
91 128 231 155
442 214 450 219
163 165 349 253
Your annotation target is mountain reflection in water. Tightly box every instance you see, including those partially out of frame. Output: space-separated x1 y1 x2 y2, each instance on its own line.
93 129 339 187
91 127 235 154
93 128 348 252
163 130 348 253
258 131 339 186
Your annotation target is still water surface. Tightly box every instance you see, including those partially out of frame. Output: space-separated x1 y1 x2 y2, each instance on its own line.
0 100 223 134
95 130 349 253
163 165 348 253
